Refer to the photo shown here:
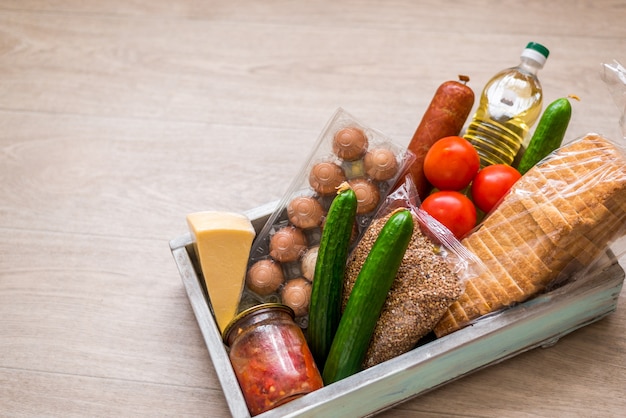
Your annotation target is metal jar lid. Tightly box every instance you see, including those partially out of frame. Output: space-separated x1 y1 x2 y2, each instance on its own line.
222 302 295 344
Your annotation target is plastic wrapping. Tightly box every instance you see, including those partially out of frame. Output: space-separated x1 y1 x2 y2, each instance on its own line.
434 133 626 337
239 108 414 327
602 60 626 142
433 62 626 337
341 176 481 368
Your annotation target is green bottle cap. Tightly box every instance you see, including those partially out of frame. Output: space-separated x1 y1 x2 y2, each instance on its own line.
525 42 550 59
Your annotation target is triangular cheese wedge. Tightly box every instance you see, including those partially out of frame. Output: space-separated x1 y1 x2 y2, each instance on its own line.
186 211 256 332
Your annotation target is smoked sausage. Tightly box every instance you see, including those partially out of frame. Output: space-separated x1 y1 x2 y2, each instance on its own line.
400 75 475 200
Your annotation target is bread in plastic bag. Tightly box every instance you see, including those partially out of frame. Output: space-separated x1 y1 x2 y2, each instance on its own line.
434 133 626 337
341 176 480 368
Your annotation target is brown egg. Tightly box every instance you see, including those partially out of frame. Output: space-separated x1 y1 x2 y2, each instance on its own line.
287 196 324 229
300 246 319 281
246 259 285 296
332 127 368 161
269 226 308 263
309 161 346 196
349 178 380 215
364 148 399 181
281 277 312 317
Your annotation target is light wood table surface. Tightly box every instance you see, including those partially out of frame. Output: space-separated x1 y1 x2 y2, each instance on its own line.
1 1 625 417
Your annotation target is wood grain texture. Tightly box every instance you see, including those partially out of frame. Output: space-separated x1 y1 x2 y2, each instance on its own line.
1 1 625 416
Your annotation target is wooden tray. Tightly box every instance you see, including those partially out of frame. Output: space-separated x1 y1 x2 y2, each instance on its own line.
169 201 625 418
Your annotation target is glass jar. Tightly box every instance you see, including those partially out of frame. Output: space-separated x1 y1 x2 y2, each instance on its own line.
223 303 324 416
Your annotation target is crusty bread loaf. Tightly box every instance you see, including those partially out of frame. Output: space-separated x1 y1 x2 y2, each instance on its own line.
434 134 626 337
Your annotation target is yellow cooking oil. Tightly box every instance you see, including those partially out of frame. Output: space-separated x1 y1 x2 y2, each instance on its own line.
464 42 549 168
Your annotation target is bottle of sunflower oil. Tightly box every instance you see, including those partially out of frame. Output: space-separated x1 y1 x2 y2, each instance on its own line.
464 42 549 168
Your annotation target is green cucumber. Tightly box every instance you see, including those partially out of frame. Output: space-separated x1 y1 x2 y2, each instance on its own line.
322 209 414 384
308 182 357 370
517 95 578 175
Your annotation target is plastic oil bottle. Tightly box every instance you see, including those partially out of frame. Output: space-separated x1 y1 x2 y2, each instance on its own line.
464 42 550 168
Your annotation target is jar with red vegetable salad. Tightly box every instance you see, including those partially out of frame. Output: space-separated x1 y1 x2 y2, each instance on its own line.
223 303 324 415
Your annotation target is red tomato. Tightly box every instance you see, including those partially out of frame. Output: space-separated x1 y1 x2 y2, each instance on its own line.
421 190 477 239
471 164 522 213
423 136 480 191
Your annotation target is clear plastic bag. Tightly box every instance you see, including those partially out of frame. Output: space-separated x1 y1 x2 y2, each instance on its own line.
240 108 414 327
341 176 479 367
602 60 626 143
434 62 626 337
434 136 626 337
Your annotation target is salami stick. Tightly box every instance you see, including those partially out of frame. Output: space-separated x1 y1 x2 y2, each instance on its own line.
399 76 475 200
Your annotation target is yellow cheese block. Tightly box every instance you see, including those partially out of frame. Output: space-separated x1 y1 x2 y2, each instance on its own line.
186 211 256 333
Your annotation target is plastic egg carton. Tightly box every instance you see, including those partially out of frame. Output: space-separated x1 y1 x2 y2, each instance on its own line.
239 108 412 327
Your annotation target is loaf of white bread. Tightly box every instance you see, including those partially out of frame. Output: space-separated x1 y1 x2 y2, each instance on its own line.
434 134 626 337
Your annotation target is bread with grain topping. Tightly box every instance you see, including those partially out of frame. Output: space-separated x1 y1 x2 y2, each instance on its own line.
433 134 626 337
